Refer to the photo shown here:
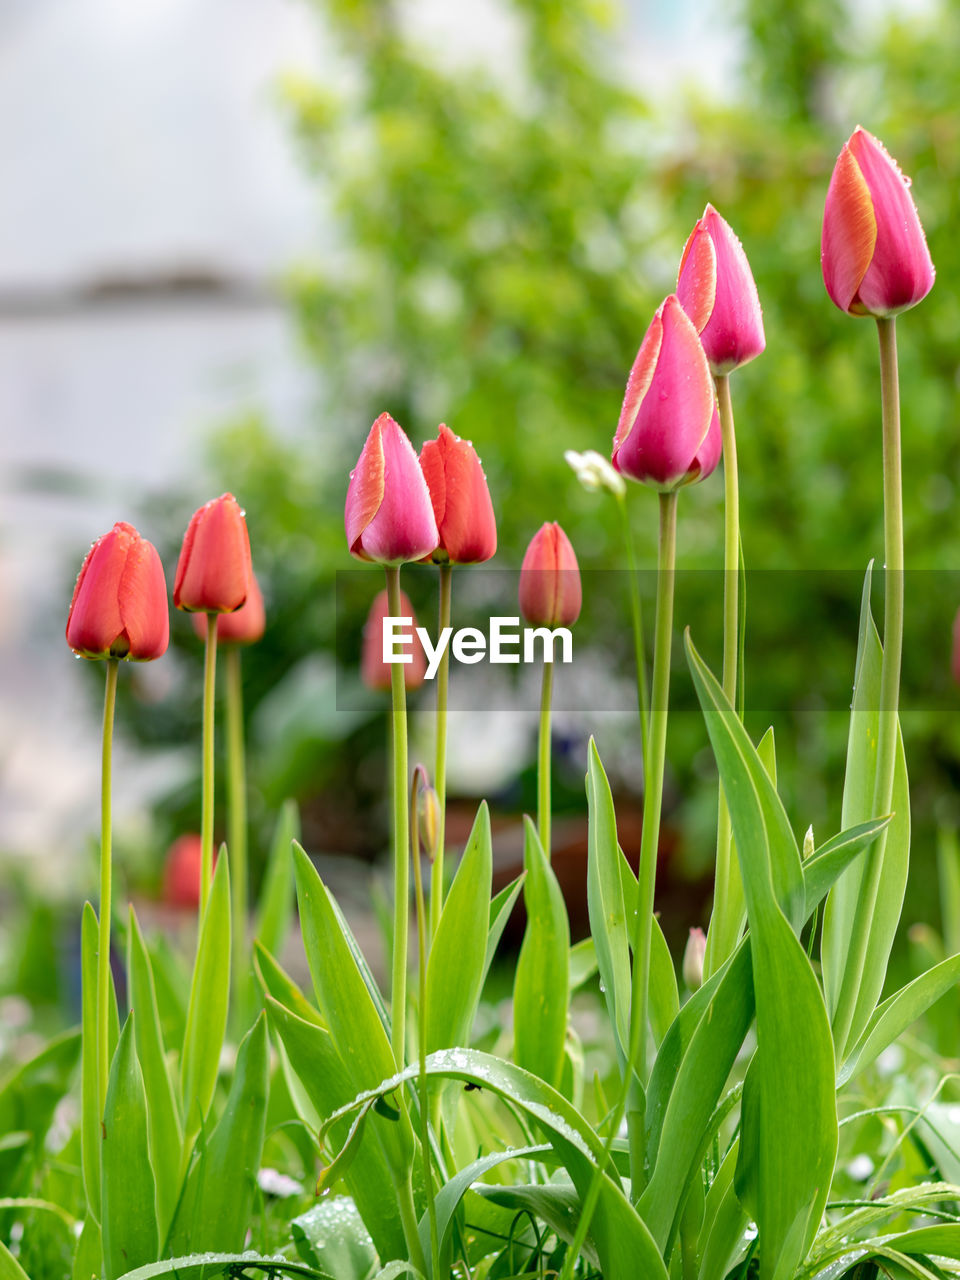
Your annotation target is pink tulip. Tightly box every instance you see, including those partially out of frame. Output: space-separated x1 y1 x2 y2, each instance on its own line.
67 522 169 661
821 127 935 318
677 204 765 374
362 588 427 691
345 413 439 564
612 295 721 491
519 523 581 628
419 424 497 564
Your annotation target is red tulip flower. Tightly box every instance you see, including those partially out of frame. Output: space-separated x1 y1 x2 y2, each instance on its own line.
66 521 169 661
174 493 253 614
612 295 721 491
163 834 219 909
362 588 427 691
822 127 935 318
677 204 765 374
345 412 439 564
192 571 265 645
519 523 582 628
419 423 497 564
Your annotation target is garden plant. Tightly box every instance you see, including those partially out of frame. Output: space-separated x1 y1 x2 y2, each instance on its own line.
4 118 960 1280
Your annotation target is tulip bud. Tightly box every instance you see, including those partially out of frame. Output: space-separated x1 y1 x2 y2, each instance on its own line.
163 833 217 909
682 927 706 991
821 127 935 318
419 423 497 564
519 523 582 628
677 204 765 375
803 825 815 860
67 522 169 661
174 493 253 614
418 784 442 862
192 571 265 645
612 295 721 492
564 449 626 498
362 588 427 692
345 412 439 565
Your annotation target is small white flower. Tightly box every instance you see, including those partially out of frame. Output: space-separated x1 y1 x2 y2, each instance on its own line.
257 1168 305 1198
565 449 626 497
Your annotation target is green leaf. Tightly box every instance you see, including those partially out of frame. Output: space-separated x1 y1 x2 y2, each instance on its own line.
166 1014 270 1255
101 1015 158 1280
513 817 570 1090
118 1254 333 1280
322 1048 669 1280
0 1241 30 1280
569 937 598 990
425 802 493 1053
475 1180 594 1263
292 1197 378 1280
180 851 231 1151
803 817 892 918
822 563 910 1053
585 739 631 1066
127 907 182 1238
838 953 960 1085
72 1214 100 1280
639 942 753 1253
484 875 525 982
254 940 324 1026
79 903 101 1223
0 1028 80 1201
616 841 678 1049
254 798 300 962
686 632 837 1280
264 993 407 1264
292 842 413 1177
937 828 960 955
696 1141 749 1280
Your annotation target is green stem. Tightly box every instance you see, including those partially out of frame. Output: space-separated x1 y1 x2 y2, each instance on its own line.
617 490 649 743
832 315 904 1059
397 1172 428 1277
705 374 741 980
430 563 452 941
537 659 554 860
226 646 248 1017
559 491 678 1280
411 769 441 1279
386 566 410 1068
98 658 119 1118
200 613 218 916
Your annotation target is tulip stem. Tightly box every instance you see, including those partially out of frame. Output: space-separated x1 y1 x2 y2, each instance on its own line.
537 658 554 861
385 566 410 1068
560 492 678 1280
411 768 441 1280
97 657 119 1119
704 373 743 980
225 645 248 1022
430 563 452 941
832 315 904 1059
200 613 218 917
617 490 649 744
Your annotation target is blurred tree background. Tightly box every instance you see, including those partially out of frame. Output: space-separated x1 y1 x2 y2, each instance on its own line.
117 0 960 943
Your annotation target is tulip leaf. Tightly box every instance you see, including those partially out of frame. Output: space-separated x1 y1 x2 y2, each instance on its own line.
323 1048 668 1280
0 1241 30 1280
803 817 891 918
838 952 960 1086
822 564 910 1057
484 874 525 980
292 841 414 1178
101 1014 158 1280
118 1256 333 1280
686 631 837 1280
263 992 407 1263
291 1197 379 1279
570 937 599 989
166 1014 270 1255
513 816 570 1090
180 850 231 1157
254 798 300 965
586 739 632 1067
425 802 493 1053
127 906 182 1239
696 1141 750 1280
616 839 678 1050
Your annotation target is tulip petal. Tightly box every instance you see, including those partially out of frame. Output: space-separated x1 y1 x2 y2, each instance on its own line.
683 404 722 487
344 415 387 558
676 223 717 336
613 311 663 456
848 127 935 316
66 526 129 657
421 424 497 564
519 523 581 628
697 206 765 373
174 494 251 613
119 537 170 661
359 415 439 564
821 143 877 314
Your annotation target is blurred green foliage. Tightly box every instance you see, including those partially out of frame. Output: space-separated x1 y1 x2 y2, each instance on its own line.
117 0 960 935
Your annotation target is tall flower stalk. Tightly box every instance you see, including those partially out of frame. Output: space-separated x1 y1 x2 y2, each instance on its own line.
385 565 412 1065
430 562 452 938
97 658 119 1113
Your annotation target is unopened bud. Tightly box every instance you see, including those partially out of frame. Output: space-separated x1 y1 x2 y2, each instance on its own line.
564 449 626 498
803 825 815 860
682 927 706 991
419 785 442 862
